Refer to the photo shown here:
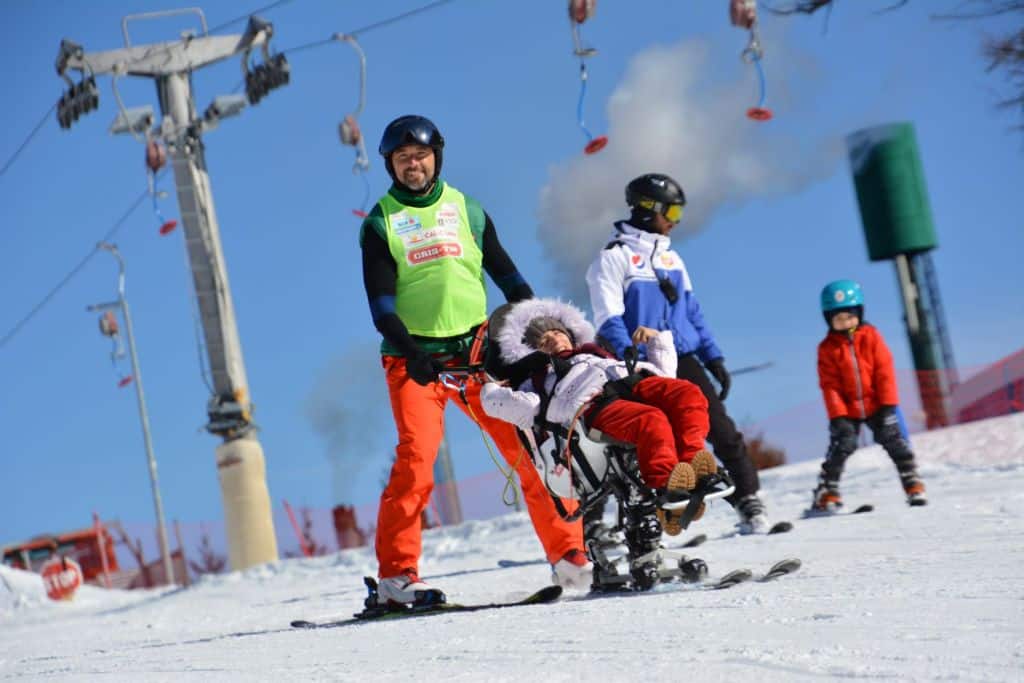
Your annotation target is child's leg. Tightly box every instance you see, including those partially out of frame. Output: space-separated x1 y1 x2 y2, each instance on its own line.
630 376 710 461
820 417 860 489
589 399 679 490
866 406 924 493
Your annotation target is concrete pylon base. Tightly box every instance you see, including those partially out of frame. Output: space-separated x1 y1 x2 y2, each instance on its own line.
215 438 279 570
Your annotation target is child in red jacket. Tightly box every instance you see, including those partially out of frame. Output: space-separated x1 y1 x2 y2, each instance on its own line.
812 280 927 512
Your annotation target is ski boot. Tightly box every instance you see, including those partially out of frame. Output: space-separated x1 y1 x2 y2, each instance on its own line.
810 481 843 514
735 494 771 535
551 549 593 590
371 570 446 611
902 474 928 507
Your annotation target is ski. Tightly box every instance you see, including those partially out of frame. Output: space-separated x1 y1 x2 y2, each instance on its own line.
681 533 707 548
497 558 547 569
711 558 802 588
505 532 709 565
711 568 753 589
801 503 874 519
694 519 795 545
757 557 802 582
584 558 801 597
291 584 562 629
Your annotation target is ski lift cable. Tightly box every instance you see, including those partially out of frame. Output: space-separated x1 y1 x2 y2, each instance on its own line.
0 180 161 350
0 1 299 182
280 0 462 56
0 103 57 178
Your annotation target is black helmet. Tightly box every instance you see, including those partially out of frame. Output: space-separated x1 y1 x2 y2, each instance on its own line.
625 173 686 225
379 115 445 187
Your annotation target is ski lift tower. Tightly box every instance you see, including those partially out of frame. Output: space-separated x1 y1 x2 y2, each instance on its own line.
56 9 290 569
847 122 959 429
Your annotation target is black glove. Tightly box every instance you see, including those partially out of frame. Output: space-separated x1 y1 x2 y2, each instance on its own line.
406 352 444 386
706 358 731 401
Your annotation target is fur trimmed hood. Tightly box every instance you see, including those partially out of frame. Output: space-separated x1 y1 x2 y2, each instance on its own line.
494 298 595 364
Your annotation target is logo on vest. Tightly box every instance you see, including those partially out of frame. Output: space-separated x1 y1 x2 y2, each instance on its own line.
391 211 422 235
405 225 459 246
659 253 675 268
630 254 643 267
408 242 462 265
435 203 461 228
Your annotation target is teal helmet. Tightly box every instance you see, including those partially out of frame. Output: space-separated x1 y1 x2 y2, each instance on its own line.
821 279 864 324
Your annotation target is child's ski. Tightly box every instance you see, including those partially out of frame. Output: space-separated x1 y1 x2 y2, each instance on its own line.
801 503 874 519
291 583 562 629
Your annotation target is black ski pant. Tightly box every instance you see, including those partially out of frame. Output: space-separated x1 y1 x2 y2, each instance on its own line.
819 407 920 489
676 353 759 504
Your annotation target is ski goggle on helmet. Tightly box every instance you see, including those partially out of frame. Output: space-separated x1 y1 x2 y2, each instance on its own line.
634 198 684 223
626 173 687 223
378 115 445 182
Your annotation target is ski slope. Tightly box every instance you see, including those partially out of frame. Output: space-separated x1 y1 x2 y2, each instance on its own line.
3 412 1023 681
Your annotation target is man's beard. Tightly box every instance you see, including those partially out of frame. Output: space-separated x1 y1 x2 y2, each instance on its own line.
401 171 430 192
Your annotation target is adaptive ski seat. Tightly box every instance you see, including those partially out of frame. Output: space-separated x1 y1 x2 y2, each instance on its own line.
481 303 735 592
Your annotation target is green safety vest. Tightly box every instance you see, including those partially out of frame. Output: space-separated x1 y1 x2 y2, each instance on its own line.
378 185 487 337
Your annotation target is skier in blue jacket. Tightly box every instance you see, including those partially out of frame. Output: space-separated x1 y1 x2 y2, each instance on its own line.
585 173 771 534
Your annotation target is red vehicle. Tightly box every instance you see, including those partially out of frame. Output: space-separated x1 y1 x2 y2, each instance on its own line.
2 522 119 584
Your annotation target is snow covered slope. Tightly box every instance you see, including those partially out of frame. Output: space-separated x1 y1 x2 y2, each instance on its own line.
2 412 1023 681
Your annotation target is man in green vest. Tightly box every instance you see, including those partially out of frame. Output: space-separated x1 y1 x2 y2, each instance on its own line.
359 115 588 607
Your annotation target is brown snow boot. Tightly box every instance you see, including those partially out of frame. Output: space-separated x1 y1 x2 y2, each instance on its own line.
656 462 698 536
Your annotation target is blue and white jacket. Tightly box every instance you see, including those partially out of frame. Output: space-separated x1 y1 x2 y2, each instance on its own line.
585 221 723 365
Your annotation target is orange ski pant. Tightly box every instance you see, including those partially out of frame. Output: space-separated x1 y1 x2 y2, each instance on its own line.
376 356 583 578
588 376 710 490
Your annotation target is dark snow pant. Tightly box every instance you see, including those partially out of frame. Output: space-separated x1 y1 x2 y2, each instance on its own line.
676 353 760 505
819 407 920 490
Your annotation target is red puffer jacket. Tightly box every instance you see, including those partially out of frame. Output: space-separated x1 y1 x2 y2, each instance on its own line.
817 323 899 420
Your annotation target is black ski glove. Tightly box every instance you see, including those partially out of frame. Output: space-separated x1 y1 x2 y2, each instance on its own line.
406 352 444 386
706 358 731 401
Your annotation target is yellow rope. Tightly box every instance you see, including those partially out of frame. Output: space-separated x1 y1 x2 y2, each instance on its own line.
458 374 524 508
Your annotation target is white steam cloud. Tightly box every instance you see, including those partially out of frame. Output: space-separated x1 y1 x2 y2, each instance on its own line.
537 38 842 305
305 343 392 505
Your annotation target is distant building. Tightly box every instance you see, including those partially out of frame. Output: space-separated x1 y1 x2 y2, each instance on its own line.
951 348 1024 423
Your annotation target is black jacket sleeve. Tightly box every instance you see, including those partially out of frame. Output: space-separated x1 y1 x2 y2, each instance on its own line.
481 212 533 303
361 226 422 358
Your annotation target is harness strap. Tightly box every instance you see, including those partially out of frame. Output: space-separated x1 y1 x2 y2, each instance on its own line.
582 370 652 427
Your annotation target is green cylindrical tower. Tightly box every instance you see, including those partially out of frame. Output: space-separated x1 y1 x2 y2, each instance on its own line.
847 123 957 429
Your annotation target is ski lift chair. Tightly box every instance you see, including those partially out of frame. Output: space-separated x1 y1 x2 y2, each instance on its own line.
481 305 736 592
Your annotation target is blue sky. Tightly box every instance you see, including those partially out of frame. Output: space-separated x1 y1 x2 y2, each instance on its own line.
2 0 1021 546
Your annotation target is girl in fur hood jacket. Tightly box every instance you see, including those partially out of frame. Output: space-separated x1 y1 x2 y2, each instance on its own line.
480 298 716 535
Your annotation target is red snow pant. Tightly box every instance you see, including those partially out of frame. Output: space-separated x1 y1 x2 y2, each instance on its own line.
587 376 710 490
376 356 584 578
